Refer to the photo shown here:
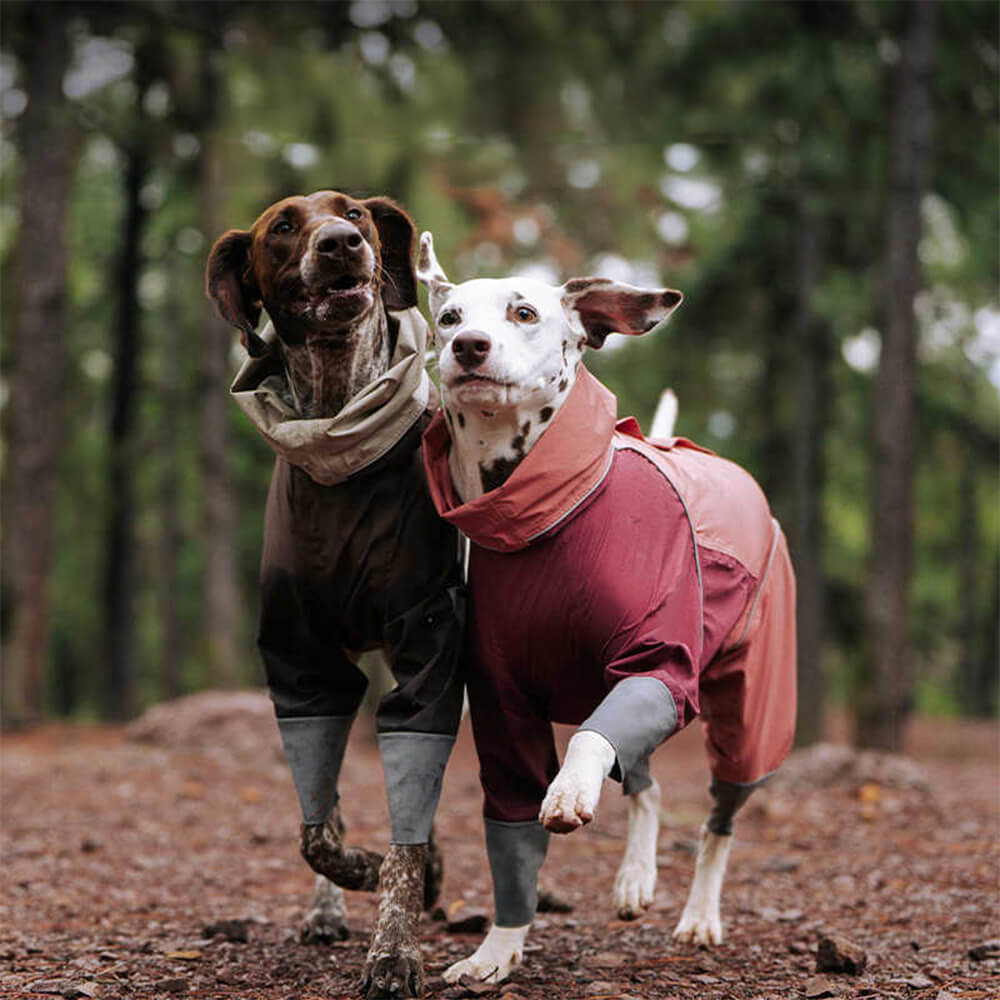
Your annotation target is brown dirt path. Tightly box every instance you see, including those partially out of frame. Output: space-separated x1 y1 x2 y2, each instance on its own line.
2 696 997 1000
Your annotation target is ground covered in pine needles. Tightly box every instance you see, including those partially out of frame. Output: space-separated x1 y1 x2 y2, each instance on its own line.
2 693 997 1000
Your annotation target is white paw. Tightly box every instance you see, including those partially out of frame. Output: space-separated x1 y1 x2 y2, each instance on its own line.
442 925 528 985
613 859 656 920
539 774 598 833
672 908 723 946
539 731 615 834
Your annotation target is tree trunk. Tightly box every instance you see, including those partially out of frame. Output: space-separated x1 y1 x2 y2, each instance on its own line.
791 208 830 746
856 0 938 750
197 32 243 688
1 9 77 727
102 141 148 721
157 252 186 700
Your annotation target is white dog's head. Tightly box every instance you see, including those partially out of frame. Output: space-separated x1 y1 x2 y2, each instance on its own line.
416 232 683 418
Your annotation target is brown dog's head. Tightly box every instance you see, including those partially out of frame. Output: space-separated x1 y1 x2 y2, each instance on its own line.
206 191 418 356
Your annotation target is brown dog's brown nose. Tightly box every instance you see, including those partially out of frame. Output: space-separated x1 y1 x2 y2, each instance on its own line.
315 220 365 256
452 331 492 368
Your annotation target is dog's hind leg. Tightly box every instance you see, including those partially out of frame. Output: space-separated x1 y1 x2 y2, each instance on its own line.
672 776 758 946
614 759 661 920
300 874 349 943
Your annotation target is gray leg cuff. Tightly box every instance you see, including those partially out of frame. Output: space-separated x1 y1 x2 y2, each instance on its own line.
378 732 455 845
622 756 653 797
706 773 773 836
278 715 354 825
485 819 549 927
580 676 677 785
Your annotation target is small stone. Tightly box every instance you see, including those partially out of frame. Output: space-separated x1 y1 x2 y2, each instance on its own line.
968 940 1000 961
763 855 800 873
154 978 189 994
201 919 249 943
79 838 101 853
803 974 837 998
816 934 868 975
446 913 490 934
536 888 574 913
585 982 618 994
457 975 497 996
582 951 627 968
935 992 959 1000
904 974 934 989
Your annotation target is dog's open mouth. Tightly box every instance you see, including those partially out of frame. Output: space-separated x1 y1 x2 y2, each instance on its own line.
454 373 504 385
293 274 373 321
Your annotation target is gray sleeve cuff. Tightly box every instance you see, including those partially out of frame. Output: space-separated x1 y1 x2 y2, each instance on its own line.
485 819 550 927
378 732 455 845
278 715 355 825
579 676 677 786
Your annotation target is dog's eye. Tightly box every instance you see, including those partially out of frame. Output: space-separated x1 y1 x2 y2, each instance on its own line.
271 219 293 235
438 309 460 327
345 208 362 221
513 305 538 323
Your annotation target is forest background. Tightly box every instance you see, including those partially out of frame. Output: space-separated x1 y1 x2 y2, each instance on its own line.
2 0 997 752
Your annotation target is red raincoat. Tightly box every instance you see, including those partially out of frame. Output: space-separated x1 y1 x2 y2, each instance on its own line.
422 368 796 823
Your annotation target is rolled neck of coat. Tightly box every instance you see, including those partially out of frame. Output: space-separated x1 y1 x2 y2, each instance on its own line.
422 366 618 553
231 307 432 486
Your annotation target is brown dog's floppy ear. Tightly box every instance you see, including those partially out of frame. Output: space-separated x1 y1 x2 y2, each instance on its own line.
561 277 683 349
205 230 269 357
364 197 418 310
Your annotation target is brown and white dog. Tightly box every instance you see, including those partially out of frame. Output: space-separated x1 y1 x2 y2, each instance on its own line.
206 195 466 999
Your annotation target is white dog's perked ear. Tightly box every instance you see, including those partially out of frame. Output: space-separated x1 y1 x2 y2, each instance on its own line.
416 231 455 315
561 278 683 349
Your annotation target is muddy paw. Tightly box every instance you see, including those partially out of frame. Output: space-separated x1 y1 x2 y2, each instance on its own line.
362 950 423 998
300 907 349 944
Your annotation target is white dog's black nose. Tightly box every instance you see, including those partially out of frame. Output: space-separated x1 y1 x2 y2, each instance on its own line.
452 331 491 368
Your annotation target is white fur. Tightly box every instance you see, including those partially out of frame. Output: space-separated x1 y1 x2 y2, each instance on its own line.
443 923 530 984
672 825 733 945
539 730 617 832
613 778 661 919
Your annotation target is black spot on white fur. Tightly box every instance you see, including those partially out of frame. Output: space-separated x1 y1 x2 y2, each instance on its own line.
540 407 553 423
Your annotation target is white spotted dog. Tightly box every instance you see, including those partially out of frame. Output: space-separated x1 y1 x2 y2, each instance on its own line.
416 232 798 985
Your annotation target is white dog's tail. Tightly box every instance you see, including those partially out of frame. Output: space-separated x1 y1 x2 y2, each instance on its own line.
650 389 678 439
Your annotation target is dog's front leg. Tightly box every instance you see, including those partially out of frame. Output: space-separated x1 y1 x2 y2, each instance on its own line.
362 844 426 998
613 777 661 919
444 819 548 985
443 923 531 985
539 730 616 832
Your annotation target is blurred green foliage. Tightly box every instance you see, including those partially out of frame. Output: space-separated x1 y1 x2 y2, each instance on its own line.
1 0 996 719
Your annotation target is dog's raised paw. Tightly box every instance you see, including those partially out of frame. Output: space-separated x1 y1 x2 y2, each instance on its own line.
362 949 423 998
538 780 596 833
